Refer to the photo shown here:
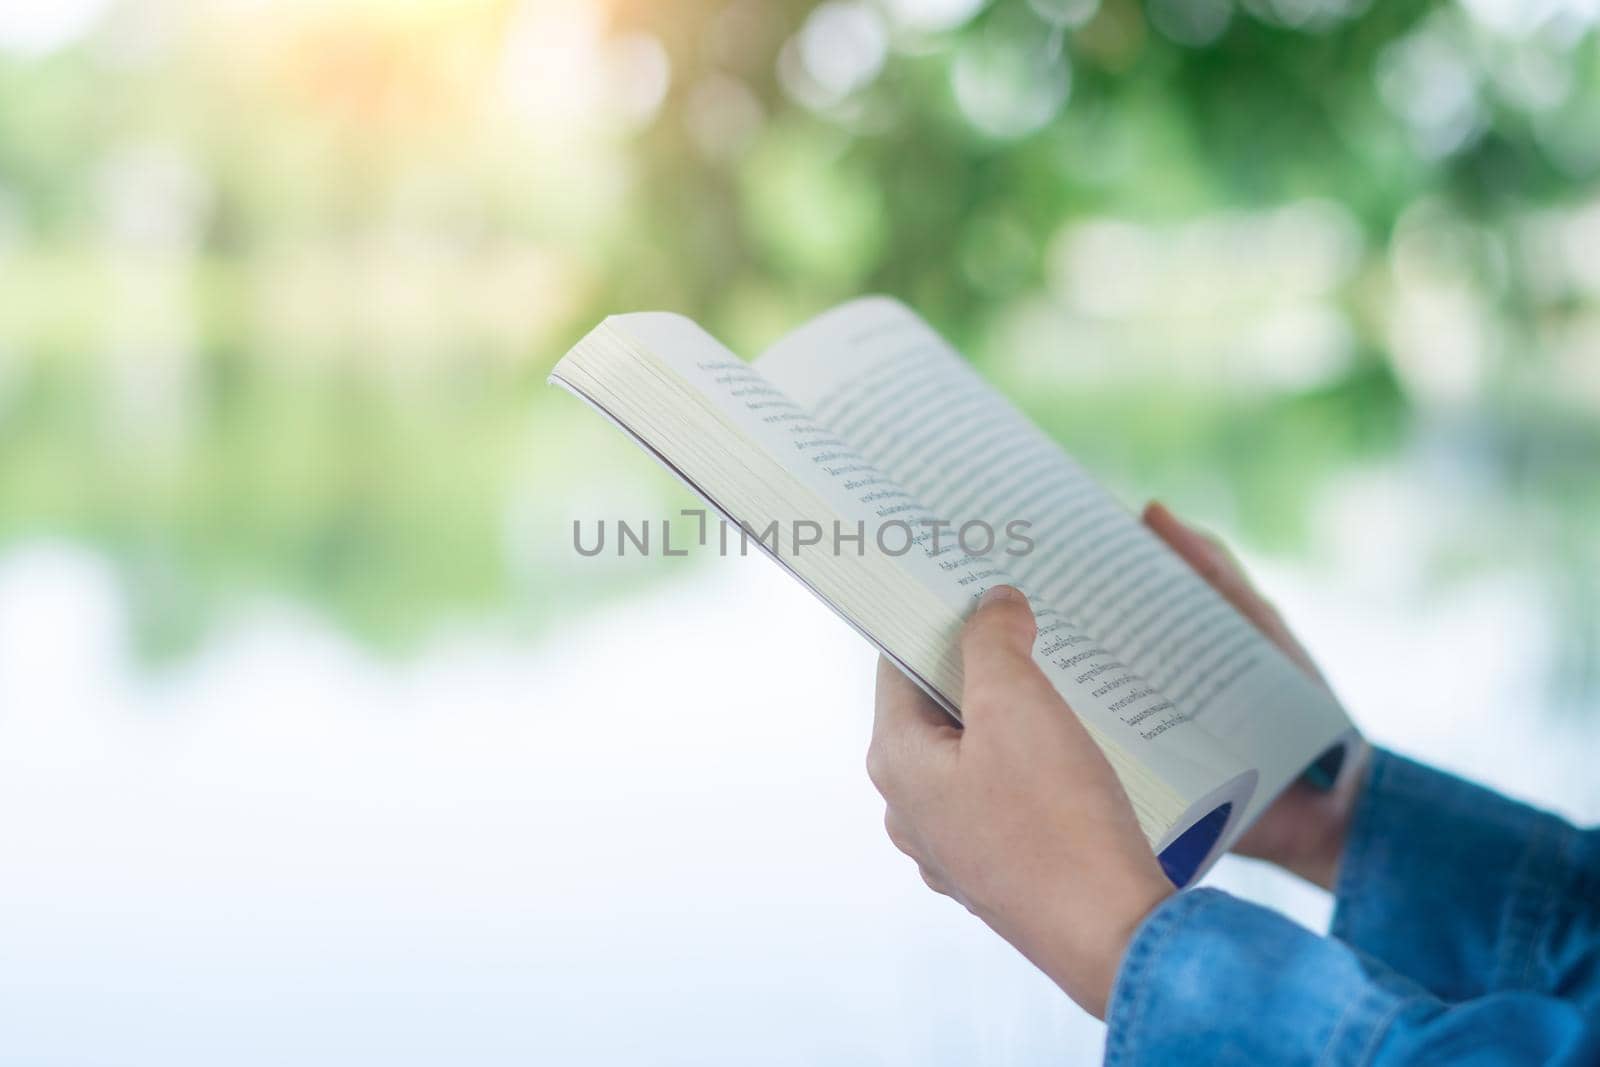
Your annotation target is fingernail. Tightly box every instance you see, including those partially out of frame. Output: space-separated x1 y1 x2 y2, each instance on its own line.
979 584 1025 607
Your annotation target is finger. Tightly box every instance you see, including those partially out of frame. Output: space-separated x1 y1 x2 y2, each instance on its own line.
874 655 952 733
868 656 958 796
1144 501 1280 636
1143 501 1249 598
1144 501 1324 682
958 585 1062 726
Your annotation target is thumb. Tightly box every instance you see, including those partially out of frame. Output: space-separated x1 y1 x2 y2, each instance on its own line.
959 585 1058 726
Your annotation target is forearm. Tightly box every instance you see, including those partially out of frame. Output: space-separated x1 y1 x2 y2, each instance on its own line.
1107 888 1600 1066
1331 749 1600 1004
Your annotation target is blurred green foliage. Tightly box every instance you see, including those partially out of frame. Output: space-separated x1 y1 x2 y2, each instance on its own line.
0 0 1595 702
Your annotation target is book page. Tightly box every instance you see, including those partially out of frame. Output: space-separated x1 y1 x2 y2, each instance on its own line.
756 298 1352 829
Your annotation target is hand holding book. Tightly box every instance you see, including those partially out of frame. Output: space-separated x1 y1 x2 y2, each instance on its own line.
870 584 1174 1021
870 509 1370 1020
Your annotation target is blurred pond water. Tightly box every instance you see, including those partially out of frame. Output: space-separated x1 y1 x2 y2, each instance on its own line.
2 492 1596 1065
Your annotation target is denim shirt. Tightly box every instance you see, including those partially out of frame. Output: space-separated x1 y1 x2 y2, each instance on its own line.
1105 750 1600 1065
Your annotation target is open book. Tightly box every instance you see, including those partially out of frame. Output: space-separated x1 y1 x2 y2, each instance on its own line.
549 298 1354 887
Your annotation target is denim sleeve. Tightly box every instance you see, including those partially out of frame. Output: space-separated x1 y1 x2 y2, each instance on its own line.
1333 749 1600 1004
1104 889 1600 1067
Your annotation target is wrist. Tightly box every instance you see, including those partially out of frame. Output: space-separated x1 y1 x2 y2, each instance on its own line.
1283 742 1372 890
1086 874 1172 1019
1017 865 1172 1020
